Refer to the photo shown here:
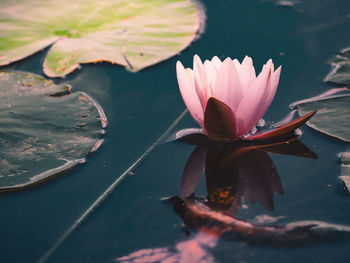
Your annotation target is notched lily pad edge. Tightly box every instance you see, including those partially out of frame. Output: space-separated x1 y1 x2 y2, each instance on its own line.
0 37 61 67
42 1 206 78
1 0 207 78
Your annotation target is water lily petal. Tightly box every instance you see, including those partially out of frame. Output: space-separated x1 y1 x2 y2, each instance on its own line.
214 58 243 112
260 66 281 117
240 56 256 94
186 68 195 83
245 60 277 132
203 60 217 105
232 58 241 71
236 62 271 136
211 56 222 72
193 54 205 111
177 61 204 126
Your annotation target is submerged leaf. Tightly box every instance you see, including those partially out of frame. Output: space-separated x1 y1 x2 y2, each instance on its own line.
0 71 107 190
324 47 350 86
292 94 350 142
0 0 204 77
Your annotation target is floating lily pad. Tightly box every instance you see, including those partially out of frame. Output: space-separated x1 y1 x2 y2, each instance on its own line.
0 0 204 77
324 47 350 86
292 94 350 142
0 71 107 190
339 150 350 194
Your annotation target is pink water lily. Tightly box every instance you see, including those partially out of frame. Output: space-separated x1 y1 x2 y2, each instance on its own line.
176 55 317 142
176 55 281 138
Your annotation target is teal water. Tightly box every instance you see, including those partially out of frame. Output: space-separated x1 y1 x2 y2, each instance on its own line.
1 0 350 262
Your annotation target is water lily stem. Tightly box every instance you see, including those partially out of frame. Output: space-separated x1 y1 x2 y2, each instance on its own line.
36 109 188 263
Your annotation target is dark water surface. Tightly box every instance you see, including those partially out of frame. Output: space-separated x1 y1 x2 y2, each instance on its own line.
1 0 350 262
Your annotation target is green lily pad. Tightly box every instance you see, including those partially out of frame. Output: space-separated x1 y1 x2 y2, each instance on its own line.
324 47 350 86
0 71 107 190
339 150 350 194
292 94 350 142
0 0 204 77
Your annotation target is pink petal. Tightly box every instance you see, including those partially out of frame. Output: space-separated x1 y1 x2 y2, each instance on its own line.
211 56 222 71
214 58 243 112
236 62 272 136
193 55 205 111
176 61 204 127
239 56 256 95
244 60 276 130
203 60 217 106
232 59 241 71
259 65 281 117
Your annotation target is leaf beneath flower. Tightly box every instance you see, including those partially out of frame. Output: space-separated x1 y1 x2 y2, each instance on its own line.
0 0 204 77
292 94 350 142
0 71 106 191
324 47 350 86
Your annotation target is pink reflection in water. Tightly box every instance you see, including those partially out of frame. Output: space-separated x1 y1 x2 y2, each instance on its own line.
116 232 217 263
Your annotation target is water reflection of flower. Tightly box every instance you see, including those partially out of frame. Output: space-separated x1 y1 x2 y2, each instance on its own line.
116 135 350 262
171 134 318 237
179 134 317 215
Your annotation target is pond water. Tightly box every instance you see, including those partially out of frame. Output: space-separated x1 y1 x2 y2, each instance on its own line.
1 0 350 262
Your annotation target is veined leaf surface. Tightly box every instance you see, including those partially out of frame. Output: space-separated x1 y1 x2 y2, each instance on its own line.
0 0 204 77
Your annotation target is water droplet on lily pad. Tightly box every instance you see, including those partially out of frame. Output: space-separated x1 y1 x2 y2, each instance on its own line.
0 71 107 191
0 0 205 77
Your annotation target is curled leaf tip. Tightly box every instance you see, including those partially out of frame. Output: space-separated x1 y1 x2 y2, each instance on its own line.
249 110 317 141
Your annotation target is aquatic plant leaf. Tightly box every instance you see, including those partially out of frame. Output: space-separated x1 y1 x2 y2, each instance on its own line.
324 47 350 86
0 0 203 77
0 71 106 190
292 94 350 142
339 150 350 194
